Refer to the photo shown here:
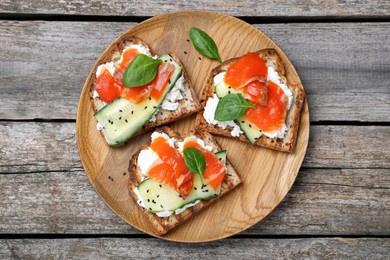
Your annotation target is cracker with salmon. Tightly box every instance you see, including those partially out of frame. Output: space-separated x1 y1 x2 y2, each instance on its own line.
196 49 305 152
128 126 241 235
90 36 201 146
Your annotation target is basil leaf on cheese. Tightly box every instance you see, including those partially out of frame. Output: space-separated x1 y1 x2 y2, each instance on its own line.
214 93 256 121
183 147 206 184
122 54 162 87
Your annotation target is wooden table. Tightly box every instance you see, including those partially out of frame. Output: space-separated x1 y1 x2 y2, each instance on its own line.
1 1 389 258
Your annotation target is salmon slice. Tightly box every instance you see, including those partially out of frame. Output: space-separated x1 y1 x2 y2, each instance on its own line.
243 80 268 106
150 63 175 101
224 52 268 89
150 136 194 199
95 68 121 103
147 163 177 189
245 81 289 132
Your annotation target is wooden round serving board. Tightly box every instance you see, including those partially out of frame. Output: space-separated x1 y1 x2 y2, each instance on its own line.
77 10 309 242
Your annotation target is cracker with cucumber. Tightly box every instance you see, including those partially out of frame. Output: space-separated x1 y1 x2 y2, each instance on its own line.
90 36 201 146
196 49 305 152
128 126 241 235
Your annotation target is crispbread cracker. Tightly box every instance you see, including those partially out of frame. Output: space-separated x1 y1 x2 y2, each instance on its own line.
196 49 305 152
128 126 241 235
90 36 201 144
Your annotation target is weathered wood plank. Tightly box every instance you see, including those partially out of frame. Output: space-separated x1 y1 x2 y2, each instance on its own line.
0 168 389 235
0 21 389 121
1 238 389 259
1 122 389 173
1 0 389 17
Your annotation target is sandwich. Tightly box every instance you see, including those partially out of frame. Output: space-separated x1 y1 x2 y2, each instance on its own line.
196 49 305 152
128 126 241 235
90 36 201 146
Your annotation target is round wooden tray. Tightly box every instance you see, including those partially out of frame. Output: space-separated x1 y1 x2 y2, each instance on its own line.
76 10 310 242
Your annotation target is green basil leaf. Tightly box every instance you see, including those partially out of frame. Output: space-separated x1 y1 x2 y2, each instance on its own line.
183 147 206 184
214 94 256 121
122 54 162 87
189 27 222 63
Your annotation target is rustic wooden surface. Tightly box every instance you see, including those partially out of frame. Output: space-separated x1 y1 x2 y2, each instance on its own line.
1 21 389 121
1 0 389 18
1 1 389 258
1 238 389 259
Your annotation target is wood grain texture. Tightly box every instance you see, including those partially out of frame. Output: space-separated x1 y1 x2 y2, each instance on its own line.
1 122 389 174
1 0 389 17
0 168 389 235
1 21 389 121
76 11 309 242
1 238 390 259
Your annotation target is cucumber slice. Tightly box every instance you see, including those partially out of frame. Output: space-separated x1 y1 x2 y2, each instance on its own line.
215 80 241 97
138 178 185 212
236 116 262 144
215 80 262 144
138 174 218 213
215 150 226 165
94 54 183 146
184 174 220 203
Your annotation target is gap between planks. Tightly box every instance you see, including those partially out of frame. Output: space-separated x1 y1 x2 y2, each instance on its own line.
0 13 390 24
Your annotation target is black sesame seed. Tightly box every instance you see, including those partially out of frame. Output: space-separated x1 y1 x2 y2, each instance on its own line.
170 58 172 62
131 111 134 114
185 98 188 101
205 189 209 192
149 208 152 211
144 106 148 109
184 51 187 54
119 117 122 120
168 79 171 84
186 39 190 42
241 121 245 123
153 106 157 109
119 109 123 112
160 205 164 208
125 119 128 123
159 184 162 188
249 124 252 128
157 195 160 198
152 200 156 204
219 158 222 161
228 91 231 94
123 172 126 175
164 60 167 62
179 195 182 198
110 121 113 125
228 86 231 89
146 189 149 193
194 187 197 190
149 97 151 100
198 57 202 60
138 200 142 204
147 199 150 202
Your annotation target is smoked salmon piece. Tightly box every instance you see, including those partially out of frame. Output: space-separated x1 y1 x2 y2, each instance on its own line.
150 136 194 199
224 52 268 89
245 81 289 132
